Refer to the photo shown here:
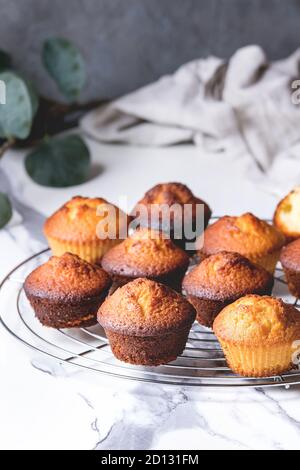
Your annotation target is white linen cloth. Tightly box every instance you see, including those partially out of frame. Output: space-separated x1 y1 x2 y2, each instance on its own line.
81 45 300 195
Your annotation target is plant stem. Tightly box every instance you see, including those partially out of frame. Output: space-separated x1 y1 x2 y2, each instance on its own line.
0 138 15 159
16 97 106 148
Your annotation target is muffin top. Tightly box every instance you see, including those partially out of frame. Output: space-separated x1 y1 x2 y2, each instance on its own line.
213 295 300 346
44 196 128 243
201 213 284 257
183 252 274 301
98 278 196 336
101 227 189 278
131 182 211 225
274 187 300 241
280 238 300 271
24 253 111 302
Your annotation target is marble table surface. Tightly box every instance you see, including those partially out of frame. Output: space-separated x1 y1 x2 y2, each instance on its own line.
0 138 300 450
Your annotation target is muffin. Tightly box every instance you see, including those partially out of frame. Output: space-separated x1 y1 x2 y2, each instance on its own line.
131 182 211 252
274 187 300 243
183 252 274 327
98 278 196 365
101 227 190 292
24 253 112 328
213 295 300 377
280 239 300 298
44 196 129 264
200 212 285 274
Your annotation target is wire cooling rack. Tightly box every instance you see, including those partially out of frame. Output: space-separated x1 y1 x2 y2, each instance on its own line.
1 246 300 388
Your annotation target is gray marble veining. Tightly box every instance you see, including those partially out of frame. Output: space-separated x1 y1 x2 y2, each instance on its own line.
1 144 300 450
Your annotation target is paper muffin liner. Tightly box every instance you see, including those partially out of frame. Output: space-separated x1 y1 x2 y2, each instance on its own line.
282 267 300 298
250 249 281 274
47 236 121 264
219 340 294 377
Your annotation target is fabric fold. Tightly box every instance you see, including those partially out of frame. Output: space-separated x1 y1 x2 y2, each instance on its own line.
81 45 300 188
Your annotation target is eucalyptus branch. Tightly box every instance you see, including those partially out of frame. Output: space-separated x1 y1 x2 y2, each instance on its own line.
0 138 15 159
17 97 106 148
0 37 95 188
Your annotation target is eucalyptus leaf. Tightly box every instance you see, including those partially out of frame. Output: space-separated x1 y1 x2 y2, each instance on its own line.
25 135 91 187
0 71 39 139
0 50 11 72
43 37 86 102
0 192 12 229
25 78 39 117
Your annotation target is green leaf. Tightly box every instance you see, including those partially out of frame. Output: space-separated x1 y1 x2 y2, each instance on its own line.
0 192 12 229
0 71 39 139
42 37 86 102
25 134 91 187
24 78 39 117
0 50 11 72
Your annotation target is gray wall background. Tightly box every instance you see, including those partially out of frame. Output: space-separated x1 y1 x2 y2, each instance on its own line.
1 0 300 102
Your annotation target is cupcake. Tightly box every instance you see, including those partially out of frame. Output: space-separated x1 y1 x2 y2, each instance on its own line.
24 253 112 328
101 227 190 292
131 182 211 252
280 239 300 298
200 213 285 274
44 196 129 264
183 252 274 327
213 295 300 377
274 187 300 243
98 278 196 365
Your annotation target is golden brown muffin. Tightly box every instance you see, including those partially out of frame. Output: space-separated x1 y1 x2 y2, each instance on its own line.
101 227 189 292
131 182 211 253
24 253 112 328
274 187 300 243
44 196 129 264
200 213 285 274
280 239 300 298
183 252 274 327
98 278 196 365
213 295 300 377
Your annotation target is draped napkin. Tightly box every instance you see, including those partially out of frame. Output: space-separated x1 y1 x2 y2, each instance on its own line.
81 45 300 194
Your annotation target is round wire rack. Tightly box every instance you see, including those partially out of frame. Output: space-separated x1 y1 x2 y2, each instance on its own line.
1 245 300 389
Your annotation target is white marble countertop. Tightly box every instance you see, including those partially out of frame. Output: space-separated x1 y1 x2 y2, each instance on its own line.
0 139 300 450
